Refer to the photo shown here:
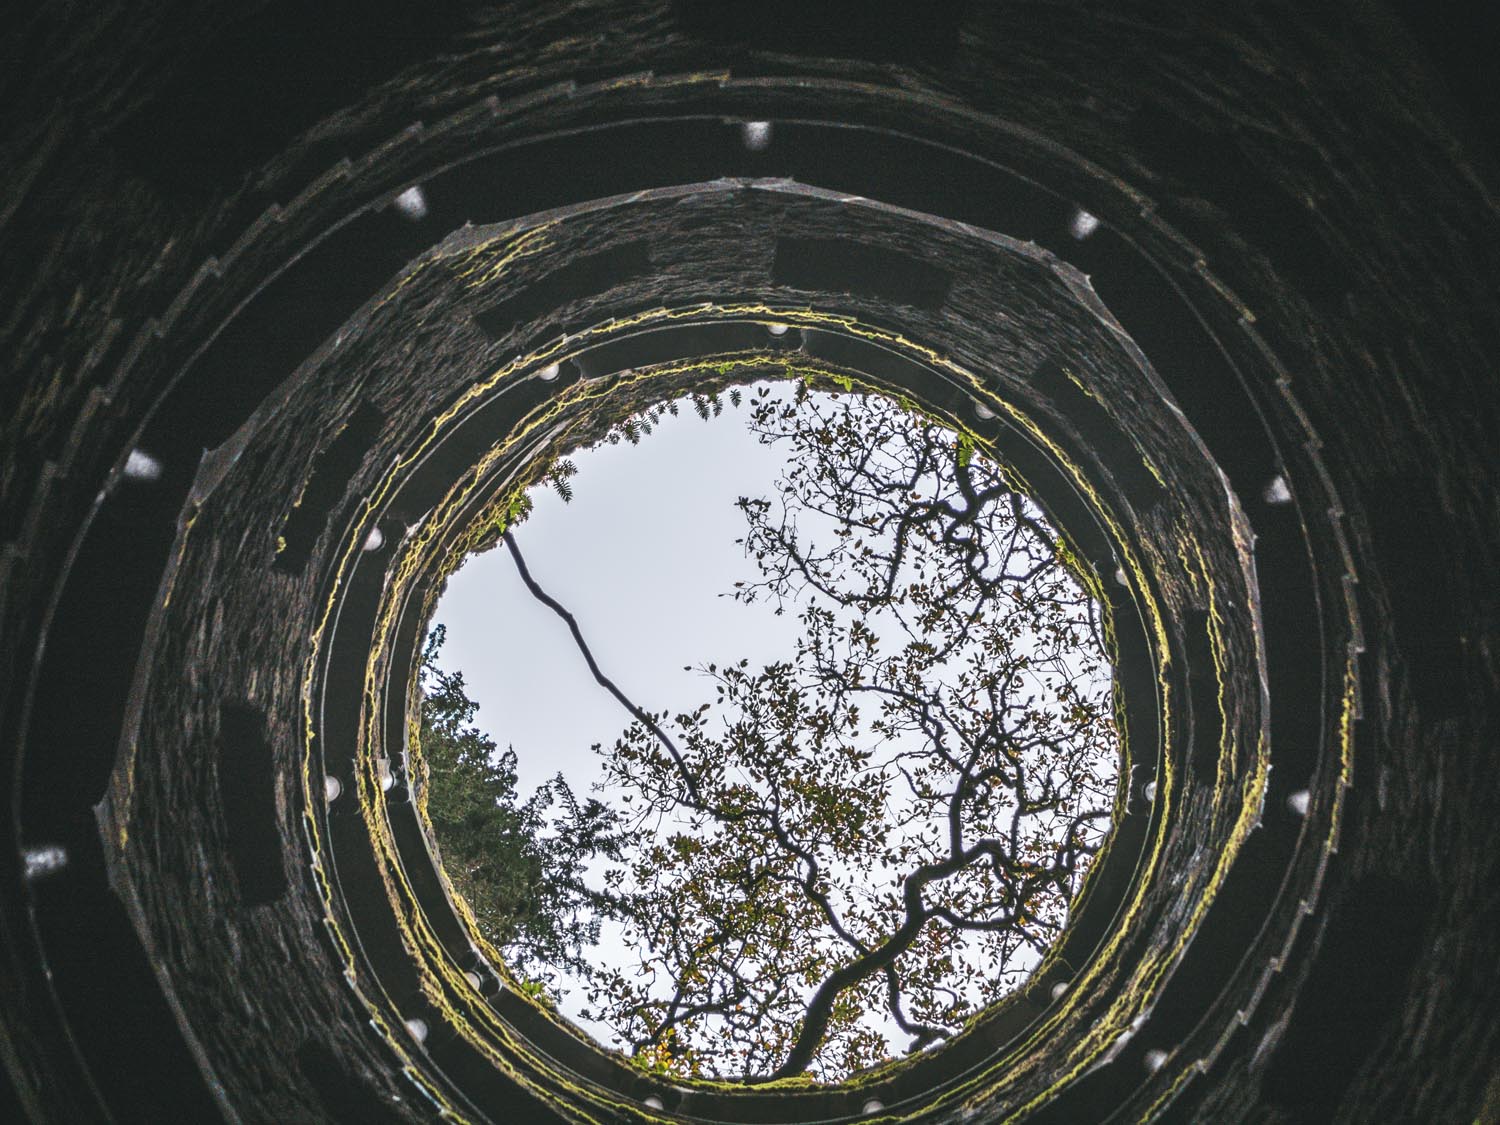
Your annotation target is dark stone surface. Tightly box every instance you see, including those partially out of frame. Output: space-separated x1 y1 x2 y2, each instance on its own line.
2 3 1495 1122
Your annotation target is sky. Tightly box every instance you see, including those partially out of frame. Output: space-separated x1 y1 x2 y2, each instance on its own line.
433 387 806 802
426 381 1118 1072
430 384 818 1051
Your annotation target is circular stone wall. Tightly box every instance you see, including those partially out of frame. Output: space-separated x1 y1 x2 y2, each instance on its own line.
2 4 1496 1123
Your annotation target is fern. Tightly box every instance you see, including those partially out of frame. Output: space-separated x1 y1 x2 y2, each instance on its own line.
545 458 578 502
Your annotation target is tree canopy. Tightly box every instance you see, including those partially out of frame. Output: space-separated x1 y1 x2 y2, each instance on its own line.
418 380 1120 1083
417 625 632 987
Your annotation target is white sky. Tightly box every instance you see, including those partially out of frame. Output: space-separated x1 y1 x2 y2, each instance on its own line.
428 383 1118 1069
435 390 805 801
433 387 818 1050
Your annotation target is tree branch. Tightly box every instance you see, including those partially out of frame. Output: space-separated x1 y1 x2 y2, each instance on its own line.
504 531 703 807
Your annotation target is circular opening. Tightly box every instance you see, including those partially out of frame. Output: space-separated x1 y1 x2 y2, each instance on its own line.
416 378 1121 1084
